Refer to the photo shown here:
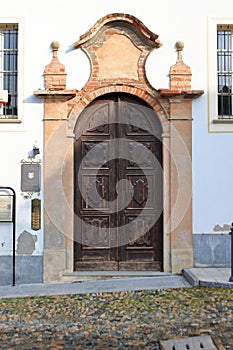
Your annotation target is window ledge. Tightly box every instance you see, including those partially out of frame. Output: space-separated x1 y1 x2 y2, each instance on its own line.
213 118 233 124
0 119 22 124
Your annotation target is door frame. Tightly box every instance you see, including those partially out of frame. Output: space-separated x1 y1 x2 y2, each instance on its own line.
73 93 163 271
66 85 173 273
39 83 195 282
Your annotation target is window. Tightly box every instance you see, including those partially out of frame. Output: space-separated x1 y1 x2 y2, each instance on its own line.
217 25 233 119
208 18 233 132
0 23 18 119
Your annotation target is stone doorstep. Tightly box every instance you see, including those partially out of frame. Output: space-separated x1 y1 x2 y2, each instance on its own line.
159 335 225 350
61 271 173 282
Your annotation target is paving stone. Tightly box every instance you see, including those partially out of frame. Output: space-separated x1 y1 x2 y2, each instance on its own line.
0 287 232 349
159 335 220 350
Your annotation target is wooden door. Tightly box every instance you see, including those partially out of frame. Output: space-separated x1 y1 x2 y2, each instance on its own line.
74 93 163 271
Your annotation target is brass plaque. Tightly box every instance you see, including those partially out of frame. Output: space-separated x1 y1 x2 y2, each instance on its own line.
31 198 41 231
0 195 13 222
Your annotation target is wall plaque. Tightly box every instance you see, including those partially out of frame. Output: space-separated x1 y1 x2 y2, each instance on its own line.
21 163 41 193
31 198 41 231
0 195 13 222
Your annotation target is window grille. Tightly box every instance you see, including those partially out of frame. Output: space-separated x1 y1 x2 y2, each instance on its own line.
0 24 18 119
217 25 233 119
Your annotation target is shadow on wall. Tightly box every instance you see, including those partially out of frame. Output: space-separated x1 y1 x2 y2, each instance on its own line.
23 95 43 104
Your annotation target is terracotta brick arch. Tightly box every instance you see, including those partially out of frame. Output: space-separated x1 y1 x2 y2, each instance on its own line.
67 85 169 137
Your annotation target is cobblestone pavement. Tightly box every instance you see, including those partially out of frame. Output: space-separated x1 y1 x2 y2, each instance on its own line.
0 287 232 349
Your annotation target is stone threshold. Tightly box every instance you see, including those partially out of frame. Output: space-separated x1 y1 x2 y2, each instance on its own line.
61 271 173 282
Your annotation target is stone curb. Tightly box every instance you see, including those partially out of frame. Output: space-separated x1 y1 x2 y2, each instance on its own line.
182 268 233 289
199 280 233 289
182 268 199 286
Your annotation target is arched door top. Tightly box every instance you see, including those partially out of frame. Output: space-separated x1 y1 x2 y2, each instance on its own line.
74 93 163 271
74 92 163 140
67 88 169 139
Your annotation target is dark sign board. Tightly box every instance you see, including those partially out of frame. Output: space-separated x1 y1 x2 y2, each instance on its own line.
21 163 41 192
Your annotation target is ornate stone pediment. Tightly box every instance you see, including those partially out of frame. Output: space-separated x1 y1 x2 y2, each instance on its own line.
73 13 162 85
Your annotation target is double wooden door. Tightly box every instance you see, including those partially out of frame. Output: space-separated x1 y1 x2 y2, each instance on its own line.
74 93 163 270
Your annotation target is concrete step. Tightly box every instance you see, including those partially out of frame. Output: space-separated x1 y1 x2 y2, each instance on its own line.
60 271 173 282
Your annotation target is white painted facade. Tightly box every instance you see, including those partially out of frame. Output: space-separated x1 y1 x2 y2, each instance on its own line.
0 0 233 281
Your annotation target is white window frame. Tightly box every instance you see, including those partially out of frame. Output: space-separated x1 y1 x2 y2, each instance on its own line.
0 17 24 130
208 17 233 133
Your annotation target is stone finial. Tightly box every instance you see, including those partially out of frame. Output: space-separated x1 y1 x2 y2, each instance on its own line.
51 41 60 59
169 41 192 91
175 41 184 62
44 41 66 90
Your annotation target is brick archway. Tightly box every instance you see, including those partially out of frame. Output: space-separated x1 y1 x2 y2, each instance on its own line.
67 85 169 137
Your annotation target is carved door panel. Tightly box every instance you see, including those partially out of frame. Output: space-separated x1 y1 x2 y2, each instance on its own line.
74 98 118 270
117 96 163 270
74 93 163 271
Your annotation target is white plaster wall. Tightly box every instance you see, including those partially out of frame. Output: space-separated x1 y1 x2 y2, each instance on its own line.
0 106 43 255
0 0 233 258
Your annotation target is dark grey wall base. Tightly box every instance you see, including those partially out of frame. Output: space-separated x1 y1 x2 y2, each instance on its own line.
0 256 43 286
193 234 231 267
0 234 230 286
